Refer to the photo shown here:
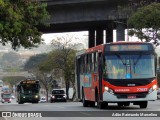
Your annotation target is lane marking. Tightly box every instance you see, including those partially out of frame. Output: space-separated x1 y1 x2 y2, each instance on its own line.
79 112 91 116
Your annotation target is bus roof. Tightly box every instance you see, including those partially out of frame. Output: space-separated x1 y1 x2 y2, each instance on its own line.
76 42 154 56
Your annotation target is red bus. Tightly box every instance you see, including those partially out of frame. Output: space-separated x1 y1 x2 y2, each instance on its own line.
75 42 157 109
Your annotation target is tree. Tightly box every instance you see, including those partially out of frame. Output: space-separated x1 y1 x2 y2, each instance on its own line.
24 53 48 72
3 76 26 90
50 35 77 100
43 48 76 100
128 0 158 9
1 51 22 72
24 34 81 101
0 0 49 50
127 3 160 46
24 53 51 101
44 35 78 100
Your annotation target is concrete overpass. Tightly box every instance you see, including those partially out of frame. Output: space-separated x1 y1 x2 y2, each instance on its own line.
38 0 131 48
0 72 29 77
39 0 160 47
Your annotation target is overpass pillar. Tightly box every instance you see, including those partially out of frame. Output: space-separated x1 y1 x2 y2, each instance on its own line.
88 30 95 48
106 26 113 43
116 23 125 41
96 29 103 46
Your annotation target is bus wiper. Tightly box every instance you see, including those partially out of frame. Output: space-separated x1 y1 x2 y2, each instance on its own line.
115 54 126 66
134 54 142 65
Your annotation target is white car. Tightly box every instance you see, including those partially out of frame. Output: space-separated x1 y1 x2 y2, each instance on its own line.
39 97 47 103
11 95 15 99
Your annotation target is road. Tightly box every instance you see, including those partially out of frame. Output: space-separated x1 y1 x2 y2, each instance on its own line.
0 98 160 120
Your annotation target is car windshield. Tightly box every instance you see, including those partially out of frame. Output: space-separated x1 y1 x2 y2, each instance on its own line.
2 94 11 98
41 98 46 100
52 90 65 94
103 54 155 79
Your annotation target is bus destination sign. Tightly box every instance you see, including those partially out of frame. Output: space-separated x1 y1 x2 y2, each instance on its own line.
107 44 150 51
22 80 36 84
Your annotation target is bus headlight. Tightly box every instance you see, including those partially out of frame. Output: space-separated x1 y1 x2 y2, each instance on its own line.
35 95 38 98
104 87 109 91
148 85 157 94
152 85 157 90
104 87 114 95
23 96 25 99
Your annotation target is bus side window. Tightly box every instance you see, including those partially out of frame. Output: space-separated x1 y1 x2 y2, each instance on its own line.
16 86 20 92
94 52 98 72
87 54 89 73
84 55 87 73
80 56 83 74
92 53 94 72
88 54 92 73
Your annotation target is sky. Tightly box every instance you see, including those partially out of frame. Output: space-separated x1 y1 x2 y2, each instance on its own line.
41 31 88 45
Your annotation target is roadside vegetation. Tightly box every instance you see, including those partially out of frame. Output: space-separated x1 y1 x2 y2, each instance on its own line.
128 3 160 46
0 0 49 50
24 35 78 101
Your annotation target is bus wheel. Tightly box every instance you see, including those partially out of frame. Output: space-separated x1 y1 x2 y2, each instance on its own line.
89 101 95 107
82 90 88 107
33 101 38 104
32 102 38 104
139 101 148 108
98 102 106 109
18 102 23 104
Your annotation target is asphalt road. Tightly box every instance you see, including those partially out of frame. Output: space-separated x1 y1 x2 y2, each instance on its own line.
0 98 160 120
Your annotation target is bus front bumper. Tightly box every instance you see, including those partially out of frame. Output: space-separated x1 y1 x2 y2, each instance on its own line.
21 95 39 102
103 90 157 102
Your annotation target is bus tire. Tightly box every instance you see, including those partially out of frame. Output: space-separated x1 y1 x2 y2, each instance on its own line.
95 90 106 109
98 102 106 109
139 101 148 108
89 101 95 107
82 90 88 107
33 101 39 103
32 102 38 104
18 102 23 104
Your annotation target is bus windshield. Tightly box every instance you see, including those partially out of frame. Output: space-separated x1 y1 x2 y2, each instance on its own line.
20 84 39 94
103 54 155 79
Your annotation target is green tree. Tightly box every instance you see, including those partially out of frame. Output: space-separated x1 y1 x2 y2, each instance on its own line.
45 48 76 100
24 53 48 72
3 76 26 89
0 0 49 50
24 53 51 101
127 3 160 46
42 35 79 100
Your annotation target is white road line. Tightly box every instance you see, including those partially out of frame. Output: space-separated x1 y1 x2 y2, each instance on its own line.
79 112 91 116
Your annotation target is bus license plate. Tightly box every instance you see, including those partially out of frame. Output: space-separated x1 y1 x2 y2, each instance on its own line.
128 95 136 99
